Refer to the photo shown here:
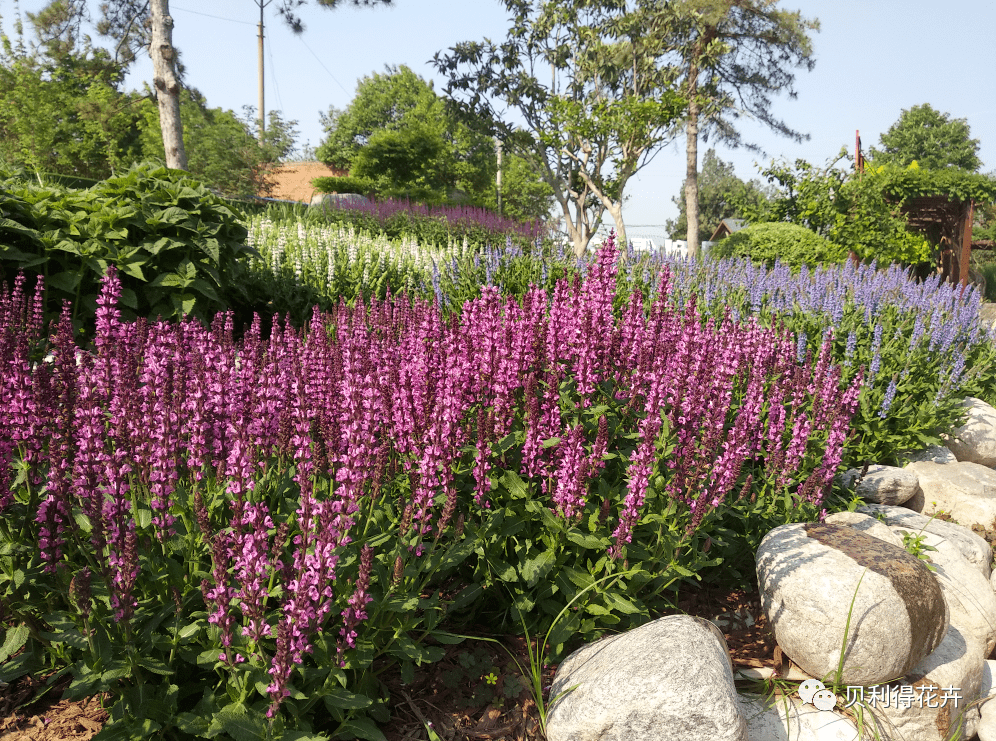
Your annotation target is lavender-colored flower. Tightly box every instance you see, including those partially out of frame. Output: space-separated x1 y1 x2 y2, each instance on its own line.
878 377 898 419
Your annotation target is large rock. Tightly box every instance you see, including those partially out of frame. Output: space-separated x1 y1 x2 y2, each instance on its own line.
737 693 868 740
839 465 921 505
978 660 996 741
856 504 993 579
860 624 984 741
917 531 996 657
904 461 996 531
823 511 905 549
545 615 746 741
757 523 948 686
906 446 958 465
944 397 996 466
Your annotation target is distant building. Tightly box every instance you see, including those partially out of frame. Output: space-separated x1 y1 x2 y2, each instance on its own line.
260 162 347 203
709 218 747 241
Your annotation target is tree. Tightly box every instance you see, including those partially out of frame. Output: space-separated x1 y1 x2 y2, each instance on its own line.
319 65 552 214
0 11 144 179
434 0 685 256
869 104 983 172
135 91 299 198
28 0 394 173
481 152 556 222
666 148 770 242
148 0 185 169
657 0 818 258
350 123 452 203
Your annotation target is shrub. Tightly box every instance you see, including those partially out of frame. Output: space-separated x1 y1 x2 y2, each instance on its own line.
710 222 848 269
311 175 376 195
0 163 256 334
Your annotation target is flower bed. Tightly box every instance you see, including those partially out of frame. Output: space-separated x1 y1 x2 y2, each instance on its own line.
1 237 860 737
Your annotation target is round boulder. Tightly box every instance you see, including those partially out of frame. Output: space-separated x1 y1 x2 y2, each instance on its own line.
546 615 747 741
757 522 948 686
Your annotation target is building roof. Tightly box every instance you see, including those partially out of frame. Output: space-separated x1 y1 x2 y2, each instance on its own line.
261 161 347 203
709 218 747 241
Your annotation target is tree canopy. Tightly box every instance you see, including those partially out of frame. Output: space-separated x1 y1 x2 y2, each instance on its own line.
434 0 686 255
870 104 983 172
0 8 299 197
666 148 770 242
658 0 819 257
318 65 554 216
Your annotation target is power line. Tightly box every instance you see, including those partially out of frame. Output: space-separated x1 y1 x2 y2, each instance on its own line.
171 5 255 25
266 27 283 111
296 35 349 95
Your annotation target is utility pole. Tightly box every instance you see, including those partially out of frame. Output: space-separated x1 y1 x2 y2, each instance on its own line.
255 0 272 143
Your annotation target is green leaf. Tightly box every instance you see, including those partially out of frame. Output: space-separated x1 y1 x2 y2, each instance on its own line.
541 436 561 449
333 718 388 741
136 657 173 675
148 273 186 288
323 687 374 710
92 718 160 741
47 270 82 293
175 712 211 736
499 470 530 499
171 292 197 316
207 702 267 741
567 531 607 550
282 732 332 741
0 625 29 663
119 261 146 281
519 549 556 587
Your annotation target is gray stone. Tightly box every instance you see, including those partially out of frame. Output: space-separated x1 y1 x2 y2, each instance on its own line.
856 504 993 579
737 693 868 740
921 535 996 657
823 512 905 549
944 397 996 467
546 614 746 741
839 465 921 505
906 446 958 465
977 660 996 741
860 624 984 741
904 461 996 531
756 523 948 686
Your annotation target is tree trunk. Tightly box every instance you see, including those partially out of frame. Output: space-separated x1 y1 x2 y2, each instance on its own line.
606 201 626 254
149 0 187 170
684 81 700 259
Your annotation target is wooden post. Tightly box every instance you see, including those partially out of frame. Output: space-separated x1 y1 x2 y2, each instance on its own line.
959 200 974 288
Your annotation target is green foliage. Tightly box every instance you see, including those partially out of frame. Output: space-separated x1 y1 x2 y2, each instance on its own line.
434 0 688 254
0 26 144 179
311 176 375 195
667 149 771 242
316 65 514 208
710 222 847 269
0 163 254 331
351 123 453 204
737 153 935 267
135 91 299 199
870 103 983 172
480 152 556 223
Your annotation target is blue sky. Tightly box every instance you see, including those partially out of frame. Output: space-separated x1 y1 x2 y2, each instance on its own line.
4 0 995 240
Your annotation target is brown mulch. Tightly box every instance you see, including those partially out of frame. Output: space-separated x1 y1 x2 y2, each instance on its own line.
0 673 107 741
0 584 778 741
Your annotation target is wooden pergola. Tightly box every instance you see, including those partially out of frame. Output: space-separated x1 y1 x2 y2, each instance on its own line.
899 195 974 286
